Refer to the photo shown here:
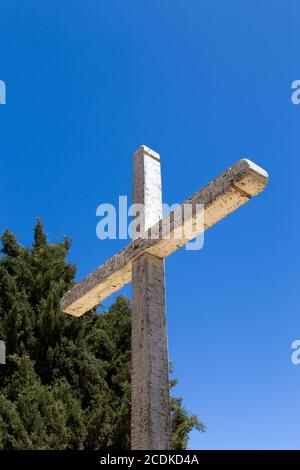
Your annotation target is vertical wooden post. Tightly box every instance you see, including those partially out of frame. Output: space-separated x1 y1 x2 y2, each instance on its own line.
131 146 171 450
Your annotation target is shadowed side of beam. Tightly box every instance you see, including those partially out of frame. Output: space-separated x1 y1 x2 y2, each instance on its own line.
60 159 268 316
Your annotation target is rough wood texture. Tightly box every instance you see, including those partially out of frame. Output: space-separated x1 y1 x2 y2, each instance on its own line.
60 158 268 316
131 146 170 450
133 146 163 232
131 253 170 450
0 340 5 365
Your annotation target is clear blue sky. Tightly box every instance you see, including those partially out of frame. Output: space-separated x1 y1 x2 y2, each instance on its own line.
0 0 299 450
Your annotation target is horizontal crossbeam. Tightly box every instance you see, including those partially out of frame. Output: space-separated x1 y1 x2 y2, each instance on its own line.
60 159 268 316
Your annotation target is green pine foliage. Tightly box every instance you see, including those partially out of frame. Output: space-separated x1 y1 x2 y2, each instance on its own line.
0 221 205 449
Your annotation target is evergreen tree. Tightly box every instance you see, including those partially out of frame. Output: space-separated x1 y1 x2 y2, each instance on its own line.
0 222 205 449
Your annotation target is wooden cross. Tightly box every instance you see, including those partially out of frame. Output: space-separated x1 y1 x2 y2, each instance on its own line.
60 146 268 450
